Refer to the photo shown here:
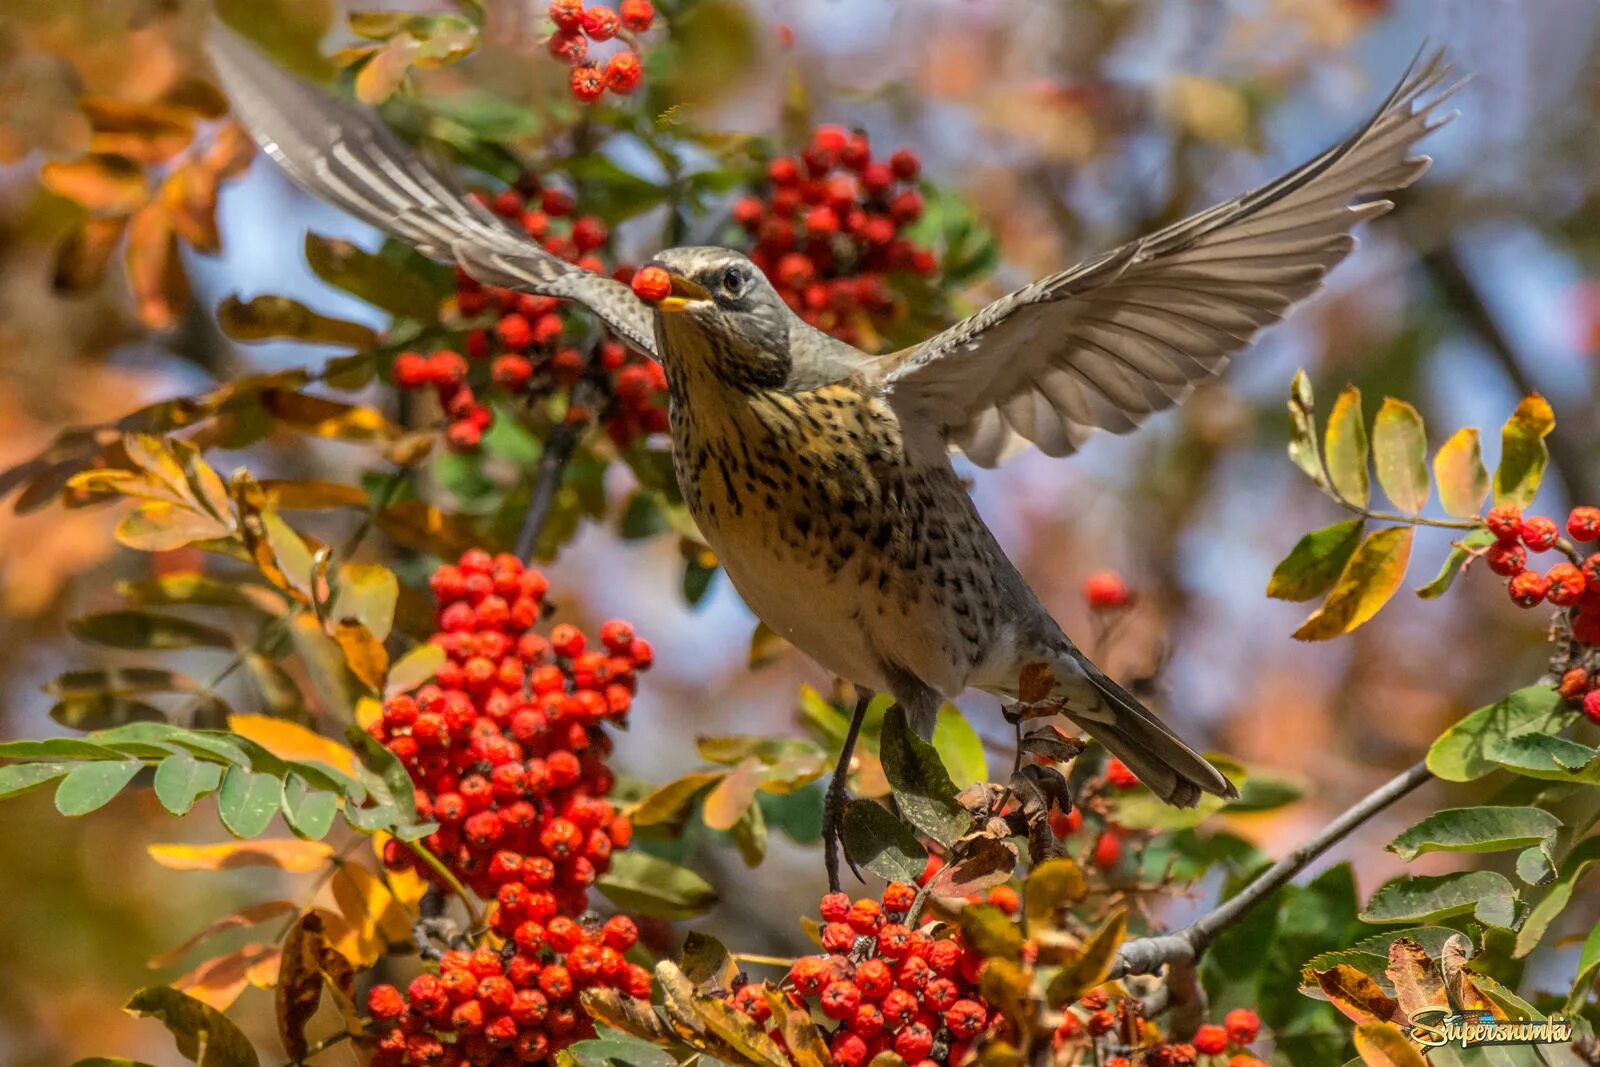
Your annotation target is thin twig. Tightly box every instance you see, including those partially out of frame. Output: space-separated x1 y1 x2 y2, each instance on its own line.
514 354 605 562
1111 759 1433 977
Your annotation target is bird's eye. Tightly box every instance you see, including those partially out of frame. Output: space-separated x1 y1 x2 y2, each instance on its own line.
719 266 747 296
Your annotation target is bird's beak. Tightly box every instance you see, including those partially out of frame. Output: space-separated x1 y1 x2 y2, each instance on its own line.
658 273 712 313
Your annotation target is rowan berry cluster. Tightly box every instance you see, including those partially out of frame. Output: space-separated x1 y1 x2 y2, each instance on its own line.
1053 989 1265 1066
731 126 939 349
545 0 654 103
365 549 653 1062
390 178 667 451
365 915 651 1066
727 883 995 1066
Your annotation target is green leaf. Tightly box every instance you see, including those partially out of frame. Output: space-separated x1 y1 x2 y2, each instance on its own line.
1432 427 1489 518
345 727 423 834
0 761 73 799
1427 686 1568 782
1267 518 1365 602
728 793 767 867
304 232 441 320
682 557 717 606
1372 398 1430 513
281 774 338 840
153 750 224 815
931 706 986 790
1516 837 1600 957
1416 528 1495 600
1292 526 1412 641
0 738 120 760
879 706 967 847
840 798 928 884
217 766 282 838
1285 369 1328 489
261 511 315 596
596 852 718 920
330 563 398 641
1226 770 1305 813
1324 385 1370 507
1493 394 1555 508
619 491 669 540
1387 806 1560 863
1567 919 1600 1015
1108 756 1244 831
122 984 261 1067
562 1035 679 1067
1484 733 1600 784
54 758 142 815
1359 871 1518 930
70 611 233 650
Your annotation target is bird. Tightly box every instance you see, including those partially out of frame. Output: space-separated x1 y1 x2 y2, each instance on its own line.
209 28 1459 887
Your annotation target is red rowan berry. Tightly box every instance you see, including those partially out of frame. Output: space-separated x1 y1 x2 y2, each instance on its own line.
581 5 617 38
1225 1007 1261 1044
1084 569 1131 608
1584 690 1600 726
605 51 643 94
876 923 913 960
1522 515 1560 552
987 885 1021 915
789 956 827 996
1486 542 1527 577
854 958 893 999
405 1034 446 1065
368 984 405 1020
1092 829 1123 869
428 350 468 387
1229 1057 1269 1067
548 0 584 27
881 881 916 914
1549 563 1589 606
1583 554 1600 592
821 921 856 952
1487 504 1523 542
1087 1008 1117 1036
890 148 920 180
847 897 881 931
1570 506 1600 542
818 891 851 922
1049 804 1082 836
407 974 449 1015
894 1022 934 1062
945 999 987 1038
820 979 862 1019
570 62 605 102
1194 1024 1228 1054
393 351 431 388
619 0 654 30
630 267 672 305
1509 570 1550 607
831 1032 868 1067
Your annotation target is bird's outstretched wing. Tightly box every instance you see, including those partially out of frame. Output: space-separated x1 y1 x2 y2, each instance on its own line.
881 49 1461 467
207 27 658 357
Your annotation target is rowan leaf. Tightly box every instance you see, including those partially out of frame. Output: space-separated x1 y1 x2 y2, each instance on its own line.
385 643 444 699
154 750 224 815
1416 528 1495 600
55 758 142 815
330 563 398 640
148 839 334 872
126 200 187 329
841 798 927 885
1309 964 1401 1025
1023 856 1087 933
217 294 377 349
1388 806 1560 867
1426 686 1568 782
1493 394 1555 508
931 706 986 789
1353 1021 1428 1067
123 984 262 1066
217 767 283 838
71 611 234 650
171 942 281 1011
281 774 339 840
1324 385 1370 507
333 620 390 692
1291 526 1412 641
1267 518 1365 601
327 863 408 966
1359 871 1518 930
1432 427 1489 518
1285 369 1328 489
1044 906 1125 1006
0 761 74 799
1384 937 1448 1017
149 900 299 968
41 153 149 212
1372 398 1429 513
228 715 355 776
54 215 130 293
701 758 761 831
879 705 966 846
1515 837 1600 957
304 233 442 320
629 771 722 827
596 852 718 920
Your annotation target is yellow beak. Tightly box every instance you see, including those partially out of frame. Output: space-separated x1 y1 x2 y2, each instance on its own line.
657 273 712 313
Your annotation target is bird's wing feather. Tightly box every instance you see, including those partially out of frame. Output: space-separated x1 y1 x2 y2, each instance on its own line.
881 48 1461 467
207 27 658 357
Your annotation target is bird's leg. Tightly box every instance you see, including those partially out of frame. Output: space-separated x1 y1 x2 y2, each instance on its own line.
824 686 873 893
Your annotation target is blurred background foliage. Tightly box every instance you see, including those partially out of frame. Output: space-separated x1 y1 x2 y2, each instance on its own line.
1 0 1598 1063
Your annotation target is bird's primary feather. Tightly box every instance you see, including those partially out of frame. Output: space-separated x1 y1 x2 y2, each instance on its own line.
879 48 1463 467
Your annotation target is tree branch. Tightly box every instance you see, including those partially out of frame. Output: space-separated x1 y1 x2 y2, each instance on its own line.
1111 759 1433 978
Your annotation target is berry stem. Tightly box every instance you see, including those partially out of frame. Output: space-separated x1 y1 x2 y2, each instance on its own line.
514 350 604 562
406 836 485 930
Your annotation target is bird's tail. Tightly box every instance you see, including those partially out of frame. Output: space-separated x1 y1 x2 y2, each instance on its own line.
1000 650 1236 808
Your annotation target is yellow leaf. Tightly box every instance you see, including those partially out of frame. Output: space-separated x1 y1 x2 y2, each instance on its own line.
323 863 410 967
1432 427 1489 518
373 834 428 909
1353 1021 1429 1067
701 758 762 831
149 839 334 872
116 501 233 552
1311 964 1402 1025
1325 385 1370 507
1292 526 1413 641
354 696 384 731
172 942 281 1010
228 713 356 776
354 35 420 104
1493 393 1555 508
1372 398 1430 514
333 620 390 692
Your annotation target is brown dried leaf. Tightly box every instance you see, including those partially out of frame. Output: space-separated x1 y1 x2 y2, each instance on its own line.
760 985 830 1067
1385 937 1448 1016
1439 934 1496 1014
1017 662 1055 704
927 837 1018 897
579 987 675 1044
1310 964 1403 1024
277 910 359 1061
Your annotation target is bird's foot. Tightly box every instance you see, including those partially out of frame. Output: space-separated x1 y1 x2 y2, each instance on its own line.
822 771 864 894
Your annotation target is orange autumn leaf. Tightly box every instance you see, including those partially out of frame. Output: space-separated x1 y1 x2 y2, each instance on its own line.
40 153 149 213
125 200 188 329
54 214 130 293
79 95 196 164
148 839 334 872
148 899 299 968
228 713 357 775
320 863 411 966
172 941 282 1010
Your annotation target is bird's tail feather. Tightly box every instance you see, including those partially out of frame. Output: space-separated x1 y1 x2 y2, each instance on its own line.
1061 657 1236 809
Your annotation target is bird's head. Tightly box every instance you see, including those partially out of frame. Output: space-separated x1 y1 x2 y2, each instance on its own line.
637 247 793 390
